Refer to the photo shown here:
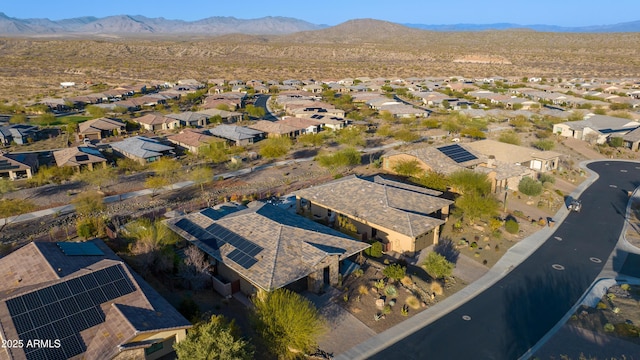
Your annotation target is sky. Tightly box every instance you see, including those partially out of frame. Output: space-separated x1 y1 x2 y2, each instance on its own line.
2 0 640 27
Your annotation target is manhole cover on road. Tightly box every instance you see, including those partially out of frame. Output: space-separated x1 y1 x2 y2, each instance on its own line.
552 264 565 271
621 169 628 173
554 236 562 241
462 315 471 321
590 257 602 263
610 184 618 188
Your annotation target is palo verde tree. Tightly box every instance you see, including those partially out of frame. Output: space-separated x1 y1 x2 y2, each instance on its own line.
252 289 326 359
259 137 292 159
422 252 454 280
449 170 499 223
125 218 178 274
392 159 423 177
174 315 254 360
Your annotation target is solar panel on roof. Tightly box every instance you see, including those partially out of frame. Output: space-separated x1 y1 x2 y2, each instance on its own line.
227 249 258 269
200 207 222 220
7 264 136 360
206 223 263 256
75 154 90 162
57 242 105 256
437 144 478 163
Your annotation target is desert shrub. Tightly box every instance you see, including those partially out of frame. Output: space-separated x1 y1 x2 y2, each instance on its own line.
352 268 364 278
596 301 607 310
364 241 383 258
430 282 443 296
423 252 454 279
384 285 398 297
621 284 631 291
382 305 392 315
358 285 369 295
392 159 423 177
259 137 292 159
316 147 361 171
607 293 616 300
539 173 555 185
405 296 421 310
505 219 519 234
489 218 503 231
519 177 543 196
374 279 386 290
604 323 615 332
532 139 555 151
400 276 413 287
177 297 201 323
401 305 409 316
498 131 521 145
383 264 406 282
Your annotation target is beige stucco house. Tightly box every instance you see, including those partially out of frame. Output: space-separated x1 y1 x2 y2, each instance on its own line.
294 176 453 255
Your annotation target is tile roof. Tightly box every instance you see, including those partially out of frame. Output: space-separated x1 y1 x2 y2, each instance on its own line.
167 129 225 148
53 146 107 168
0 153 38 172
464 139 562 163
294 176 451 239
78 118 125 135
623 126 640 142
166 111 208 123
133 113 177 126
248 120 305 135
385 145 486 174
110 136 174 160
165 203 369 291
559 115 640 132
208 125 264 141
0 240 191 360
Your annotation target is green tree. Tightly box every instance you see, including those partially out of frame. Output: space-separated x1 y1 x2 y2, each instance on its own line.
245 104 265 118
297 133 326 147
35 113 56 126
392 159 423 177
126 218 178 274
393 128 420 143
518 177 543 196
336 127 365 147
9 113 27 124
145 175 169 197
150 157 181 183
498 131 521 145
200 145 229 164
532 140 555 151
0 178 16 197
504 219 519 234
383 264 406 281
315 148 361 172
460 127 486 139
449 170 491 196
0 199 35 219
422 252 454 279
412 171 449 192
85 105 106 119
252 289 326 359
609 137 624 148
71 191 105 216
380 110 395 123
75 216 105 239
174 315 254 360
259 137 292 159
75 166 116 191
375 124 393 138
453 192 499 223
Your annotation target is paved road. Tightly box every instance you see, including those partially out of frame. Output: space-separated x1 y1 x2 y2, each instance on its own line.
253 94 278 121
340 161 639 360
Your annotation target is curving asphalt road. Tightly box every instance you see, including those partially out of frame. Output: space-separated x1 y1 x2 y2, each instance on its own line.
342 161 640 360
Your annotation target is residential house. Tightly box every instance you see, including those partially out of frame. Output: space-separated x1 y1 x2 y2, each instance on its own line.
207 125 265 146
378 104 430 118
464 139 561 173
279 117 323 134
622 127 640 151
294 175 453 255
110 136 174 164
0 125 40 146
165 202 369 295
77 118 126 141
53 146 107 172
196 108 243 123
133 114 180 132
290 106 346 118
167 129 226 154
248 120 307 138
165 112 208 127
202 93 246 110
0 152 38 179
0 239 191 360
382 144 532 192
553 115 640 144
306 114 346 130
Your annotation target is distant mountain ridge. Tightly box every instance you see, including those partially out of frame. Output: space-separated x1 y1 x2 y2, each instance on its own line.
0 12 638 36
0 13 325 35
403 20 640 33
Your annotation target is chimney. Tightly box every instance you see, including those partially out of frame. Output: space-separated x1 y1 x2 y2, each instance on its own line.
487 155 496 168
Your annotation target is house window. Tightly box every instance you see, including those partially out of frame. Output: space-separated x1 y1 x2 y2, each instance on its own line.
144 342 163 356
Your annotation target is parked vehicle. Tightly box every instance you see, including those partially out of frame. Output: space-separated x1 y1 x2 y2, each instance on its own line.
568 199 582 212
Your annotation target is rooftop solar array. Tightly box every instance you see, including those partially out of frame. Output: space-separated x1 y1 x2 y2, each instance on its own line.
174 215 263 269
437 144 478 163
0 159 19 171
5 264 136 360
57 242 105 256
75 154 90 162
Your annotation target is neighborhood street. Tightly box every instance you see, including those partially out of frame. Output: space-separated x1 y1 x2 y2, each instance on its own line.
340 161 640 360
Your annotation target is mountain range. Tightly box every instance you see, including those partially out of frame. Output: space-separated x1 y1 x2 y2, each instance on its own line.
0 12 639 36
